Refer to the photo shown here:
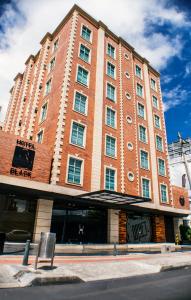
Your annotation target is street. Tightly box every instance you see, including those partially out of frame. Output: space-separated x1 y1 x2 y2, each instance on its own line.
1 268 191 300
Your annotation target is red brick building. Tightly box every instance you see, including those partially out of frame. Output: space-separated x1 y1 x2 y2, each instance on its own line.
1 5 189 244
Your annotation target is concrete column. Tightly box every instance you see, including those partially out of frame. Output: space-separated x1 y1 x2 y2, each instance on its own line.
33 199 53 242
107 209 119 243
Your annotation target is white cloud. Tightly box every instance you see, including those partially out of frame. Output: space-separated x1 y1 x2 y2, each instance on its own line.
0 0 190 121
163 85 190 111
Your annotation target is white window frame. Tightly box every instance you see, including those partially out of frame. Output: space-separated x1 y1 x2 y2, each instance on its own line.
76 64 90 88
137 102 146 120
141 177 151 198
158 158 166 176
105 134 117 158
151 78 157 91
160 183 169 203
138 124 148 144
135 64 142 79
105 106 117 129
140 149 150 170
106 81 116 102
106 60 116 80
66 154 84 186
107 42 116 60
104 165 117 191
39 101 48 124
78 43 91 64
36 128 44 144
80 23 93 44
69 120 87 149
73 90 88 116
156 134 164 152
154 114 161 129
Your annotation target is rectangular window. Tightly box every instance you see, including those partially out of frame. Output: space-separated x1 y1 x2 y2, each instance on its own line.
107 83 115 101
136 83 143 97
37 130 43 144
81 25 91 42
107 44 115 59
106 107 116 128
160 184 168 203
151 78 156 90
156 135 163 151
154 114 161 128
135 65 142 78
106 135 116 157
79 44 90 63
77 66 88 86
71 122 85 147
49 57 55 71
140 150 149 169
105 168 115 191
107 62 115 79
74 92 87 114
152 95 158 108
67 157 82 185
139 125 147 143
45 79 51 95
138 103 145 119
53 39 58 51
158 158 165 176
142 178 150 198
40 103 47 122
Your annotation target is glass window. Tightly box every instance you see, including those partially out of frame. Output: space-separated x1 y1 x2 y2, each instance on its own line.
138 103 145 119
158 158 165 176
107 62 115 78
156 135 163 151
74 92 87 114
40 103 47 122
154 115 160 128
106 135 116 157
142 178 150 198
71 122 85 147
107 44 115 59
79 44 90 62
135 65 142 78
67 157 82 185
45 79 51 95
49 57 55 71
139 125 147 143
106 107 115 128
105 168 115 191
81 25 91 42
107 83 115 101
77 66 88 86
53 39 58 51
136 83 143 97
37 131 43 144
152 95 158 108
161 184 168 203
151 78 156 90
140 150 149 169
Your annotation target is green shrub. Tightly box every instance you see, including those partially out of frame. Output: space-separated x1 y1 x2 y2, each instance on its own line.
179 224 191 241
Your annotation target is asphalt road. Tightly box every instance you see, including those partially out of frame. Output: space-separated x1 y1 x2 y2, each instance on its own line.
1 268 191 300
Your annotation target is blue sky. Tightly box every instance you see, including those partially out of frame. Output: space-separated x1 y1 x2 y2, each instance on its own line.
0 0 191 143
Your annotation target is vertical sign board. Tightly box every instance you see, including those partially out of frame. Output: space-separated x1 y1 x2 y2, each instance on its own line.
10 139 35 178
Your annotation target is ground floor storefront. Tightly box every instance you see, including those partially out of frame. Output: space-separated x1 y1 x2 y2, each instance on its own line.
0 192 183 244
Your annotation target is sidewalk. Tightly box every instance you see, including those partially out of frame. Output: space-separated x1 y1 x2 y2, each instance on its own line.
1 251 191 288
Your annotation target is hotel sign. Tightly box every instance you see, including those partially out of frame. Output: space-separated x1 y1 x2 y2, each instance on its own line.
10 139 35 178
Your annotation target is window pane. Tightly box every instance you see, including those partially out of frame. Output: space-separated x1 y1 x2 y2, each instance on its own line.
107 44 115 59
140 150 148 169
68 158 82 184
152 96 158 108
136 83 143 97
77 66 88 86
105 168 115 191
74 92 87 114
158 159 165 176
135 65 142 78
138 103 145 118
107 62 115 78
161 184 167 202
107 83 115 101
82 25 91 41
106 136 116 157
79 44 90 62
139 126 146 143
71 122 85 147
142 179 150 198
106 108 115 128
156 136 163 151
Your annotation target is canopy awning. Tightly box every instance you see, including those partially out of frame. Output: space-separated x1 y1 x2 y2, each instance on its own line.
76 190 151 208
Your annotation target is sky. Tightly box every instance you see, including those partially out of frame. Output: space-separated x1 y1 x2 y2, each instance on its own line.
0 0 191 143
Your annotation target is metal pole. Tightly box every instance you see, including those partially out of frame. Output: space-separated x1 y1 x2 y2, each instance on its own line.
22 240 30 266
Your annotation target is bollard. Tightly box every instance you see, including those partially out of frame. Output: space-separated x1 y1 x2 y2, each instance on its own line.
113 242 117 256
175 233 179 245
22 240 30 266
